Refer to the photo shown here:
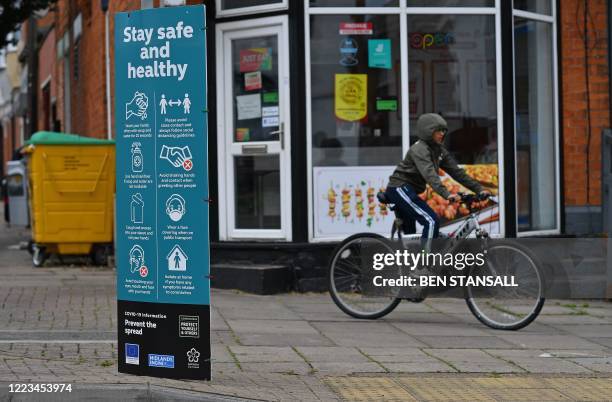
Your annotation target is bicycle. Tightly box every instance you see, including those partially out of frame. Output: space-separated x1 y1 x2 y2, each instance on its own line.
328 191 545 330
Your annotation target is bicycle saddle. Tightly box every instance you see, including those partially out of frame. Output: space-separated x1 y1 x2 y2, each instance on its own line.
376 191 389 204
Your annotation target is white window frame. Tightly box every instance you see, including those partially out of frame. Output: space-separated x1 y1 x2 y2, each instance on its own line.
513 2 561 237
215 15 293 241
216 0 288 18
305 0 506 242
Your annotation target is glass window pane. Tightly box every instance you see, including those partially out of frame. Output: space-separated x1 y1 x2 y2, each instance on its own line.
513 0 552 15
222 0 282 10
234 156 280 229
514 18 556 231
408 0 494 6
309 0 398 6
408 15 498 165
231 35 280 143
310 14 402 167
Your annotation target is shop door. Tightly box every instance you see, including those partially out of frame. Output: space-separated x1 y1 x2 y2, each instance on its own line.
216 16 292 240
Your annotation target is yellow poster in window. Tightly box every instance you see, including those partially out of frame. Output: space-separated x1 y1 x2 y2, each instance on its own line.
335 74 367 121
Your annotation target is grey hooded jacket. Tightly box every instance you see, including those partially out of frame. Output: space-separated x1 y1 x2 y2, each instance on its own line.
387 113 484 199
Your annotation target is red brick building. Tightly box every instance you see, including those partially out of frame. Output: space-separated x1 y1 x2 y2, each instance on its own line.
2 0 609 243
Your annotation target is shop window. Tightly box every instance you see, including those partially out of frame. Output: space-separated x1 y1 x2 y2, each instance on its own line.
310 14 402 167
407 15 498 165
231 35 279 143
514 18 556 232
309 0 398 6
234 156 280 229
407 0 494 6
222 0 282 8
217 0 286 17
513 0 552 16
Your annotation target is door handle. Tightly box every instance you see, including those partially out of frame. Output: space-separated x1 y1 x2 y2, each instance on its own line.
269 122 285 150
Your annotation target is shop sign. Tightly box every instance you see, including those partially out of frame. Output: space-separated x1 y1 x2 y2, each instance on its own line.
114 5 210 380
335 74 367 122
244 71 262 91
263 92 278 104
376 97 397 112
339 38 359 66
236 128 250 142
368 39 391 69
236 94 261 120
239 48 272 72
340 22 373 35
262 106 279 117
409 32 454 49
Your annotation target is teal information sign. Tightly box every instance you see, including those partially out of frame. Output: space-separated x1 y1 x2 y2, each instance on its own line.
368 39 392 69
114 5 210 380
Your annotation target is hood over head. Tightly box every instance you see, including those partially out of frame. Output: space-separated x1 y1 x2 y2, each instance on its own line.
416 113 448 144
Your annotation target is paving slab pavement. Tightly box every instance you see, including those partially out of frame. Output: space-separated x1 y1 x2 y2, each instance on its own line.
0 226 610 400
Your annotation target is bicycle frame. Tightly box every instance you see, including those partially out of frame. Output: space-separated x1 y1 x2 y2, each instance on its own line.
390 196 499 248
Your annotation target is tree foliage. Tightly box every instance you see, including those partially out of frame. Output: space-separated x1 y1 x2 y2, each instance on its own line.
0 0 58 49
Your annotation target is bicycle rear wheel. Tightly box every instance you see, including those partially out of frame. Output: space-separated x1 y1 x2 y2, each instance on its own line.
328 233 401 319
465 241 545 330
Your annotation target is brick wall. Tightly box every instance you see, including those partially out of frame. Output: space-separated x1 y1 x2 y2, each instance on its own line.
37 27 56 131
561 0 610 207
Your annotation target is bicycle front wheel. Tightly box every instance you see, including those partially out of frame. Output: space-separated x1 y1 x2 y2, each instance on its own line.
465 241 545 330
328 233 401 319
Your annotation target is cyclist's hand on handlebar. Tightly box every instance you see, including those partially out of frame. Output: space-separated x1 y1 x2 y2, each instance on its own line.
479 190 492 200
447 194 461 203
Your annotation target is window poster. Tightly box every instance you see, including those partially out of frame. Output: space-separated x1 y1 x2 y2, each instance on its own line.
339 22 373 35
314 166 395 238
368 39 392 69
335 74 368 122
244 71 262 91
313 165 500 240
239 48 272 72
263 92 278 104
236 128 250 142
236 94 261 120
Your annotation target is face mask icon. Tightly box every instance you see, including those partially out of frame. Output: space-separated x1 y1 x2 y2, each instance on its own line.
165 194 186 222
129 245 145 273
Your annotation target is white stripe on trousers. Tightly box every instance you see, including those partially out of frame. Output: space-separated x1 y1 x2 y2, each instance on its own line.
396 187 435 240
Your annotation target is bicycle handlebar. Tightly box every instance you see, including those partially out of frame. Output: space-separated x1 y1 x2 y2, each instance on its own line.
455 192 491 204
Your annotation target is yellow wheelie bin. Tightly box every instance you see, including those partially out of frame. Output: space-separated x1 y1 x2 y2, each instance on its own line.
23 132 115 266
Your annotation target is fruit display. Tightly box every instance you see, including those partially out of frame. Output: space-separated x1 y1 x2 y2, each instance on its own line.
419 177 495 225
463 164 498 190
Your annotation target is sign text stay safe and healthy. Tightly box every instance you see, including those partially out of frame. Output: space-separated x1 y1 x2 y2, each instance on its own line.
114 5 210 380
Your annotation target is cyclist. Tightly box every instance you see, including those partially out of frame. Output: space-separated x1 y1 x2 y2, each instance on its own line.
385 113 490 250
